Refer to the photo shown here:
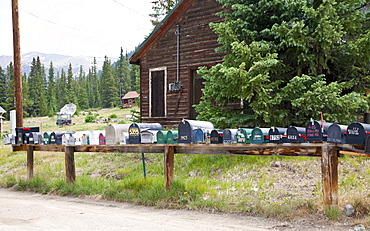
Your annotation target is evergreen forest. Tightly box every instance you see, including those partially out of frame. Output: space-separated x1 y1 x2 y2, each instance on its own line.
0 48 139 120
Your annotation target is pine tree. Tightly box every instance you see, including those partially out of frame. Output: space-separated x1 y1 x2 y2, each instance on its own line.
22 72 33 117
115 47 131 99
57 69 67 110
196 0 370 128
87 58 101 108
130 64 140 92
76 65 89 110
64 64 79 109
46 62 57 117
100 56 119 108
150 0 179 26
3 63 15 116
0 66 11 119
0 66 6 107
27 57 47 116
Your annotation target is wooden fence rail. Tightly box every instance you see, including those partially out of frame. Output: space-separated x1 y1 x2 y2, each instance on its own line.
13 143 370 208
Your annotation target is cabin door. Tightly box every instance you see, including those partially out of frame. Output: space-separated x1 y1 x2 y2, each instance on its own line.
191 70 205 119
150 70 166 117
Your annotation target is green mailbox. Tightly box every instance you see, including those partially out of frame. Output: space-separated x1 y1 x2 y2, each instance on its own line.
167 130 178 144
157 131 168 144
236 128 253 144
43 132 50 145
251 127 270 144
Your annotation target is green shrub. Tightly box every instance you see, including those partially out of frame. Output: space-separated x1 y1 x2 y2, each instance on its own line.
85 115 97 123
109 114 118 119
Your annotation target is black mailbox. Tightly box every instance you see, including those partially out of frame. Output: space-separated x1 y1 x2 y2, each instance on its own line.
327 123 347 144
128 122 162 144
286 126 306 143
223 129 237 144
346 122 370 146
268 127 287 143
178 119 214 144
22 133 30 144
210 129 223 144
15 127 40 144
49 132 65 145
305 120 332 142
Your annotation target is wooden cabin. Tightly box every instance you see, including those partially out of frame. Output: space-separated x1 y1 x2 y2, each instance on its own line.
129 0 225 127
122 91 140 108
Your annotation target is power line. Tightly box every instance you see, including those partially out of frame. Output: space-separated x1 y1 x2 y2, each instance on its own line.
19 7 86 31
112 0 151 20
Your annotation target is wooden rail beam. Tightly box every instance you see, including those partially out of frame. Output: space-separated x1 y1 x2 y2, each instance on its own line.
65 146 76 184
73 144 165 153
321 146 339 208
164 146 174 190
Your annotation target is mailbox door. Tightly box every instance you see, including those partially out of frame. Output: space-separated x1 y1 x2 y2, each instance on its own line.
268 127 287 143
223 129 237 144
99 133 106 145
178 121 192 143
327 123 347 144
43 132 50 144
156 131 168 144
251 128 269 144
28 133 35 144
305 121 323 142
141 131 157 144
210 130 224 144
49 132 57 144
347 122 368 145
286 127 306 143
128 123 141 144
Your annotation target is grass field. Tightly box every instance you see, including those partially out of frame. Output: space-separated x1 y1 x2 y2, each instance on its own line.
1 107 370 225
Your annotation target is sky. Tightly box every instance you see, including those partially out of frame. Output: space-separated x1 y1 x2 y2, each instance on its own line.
0 0 154 58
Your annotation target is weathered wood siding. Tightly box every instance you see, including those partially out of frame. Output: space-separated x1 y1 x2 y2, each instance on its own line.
139 0 225 127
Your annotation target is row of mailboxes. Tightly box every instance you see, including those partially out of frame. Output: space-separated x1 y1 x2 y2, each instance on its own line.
15 127 40 144
5 121 370 148
103 123 163 145
178 119 214 143
38 131 105 145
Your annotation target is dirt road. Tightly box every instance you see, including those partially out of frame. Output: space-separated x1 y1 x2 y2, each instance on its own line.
0 188 352 231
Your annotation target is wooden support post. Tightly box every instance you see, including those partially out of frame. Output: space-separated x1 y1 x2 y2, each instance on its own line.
164 146 174 190
11 0 23 128
65 146 76 184
321 146 339 208
27 145 34 180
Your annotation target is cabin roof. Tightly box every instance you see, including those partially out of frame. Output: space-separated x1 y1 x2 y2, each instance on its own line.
122 91 140 100
129 0 195 64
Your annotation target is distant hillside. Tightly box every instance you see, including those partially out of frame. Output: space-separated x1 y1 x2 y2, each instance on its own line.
0 52 118 75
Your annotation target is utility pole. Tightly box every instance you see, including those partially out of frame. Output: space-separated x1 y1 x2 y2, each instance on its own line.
12 0 23 128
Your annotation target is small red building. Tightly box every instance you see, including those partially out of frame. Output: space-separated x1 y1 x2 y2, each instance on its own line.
130 0 225 127
122 91 140 108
